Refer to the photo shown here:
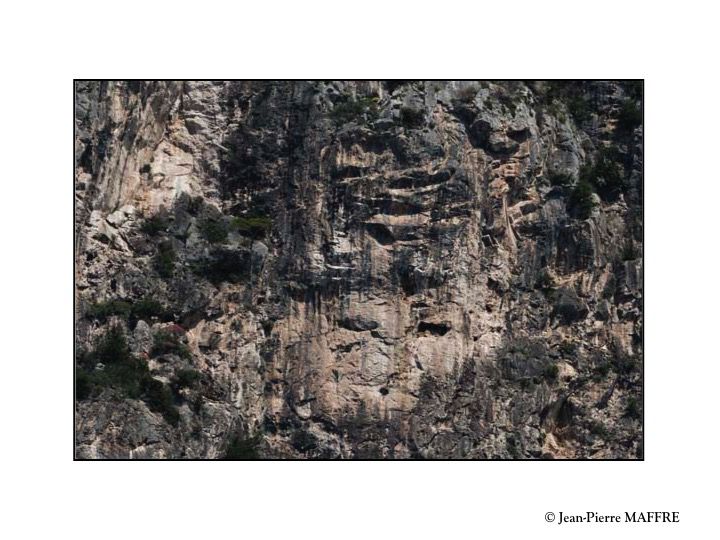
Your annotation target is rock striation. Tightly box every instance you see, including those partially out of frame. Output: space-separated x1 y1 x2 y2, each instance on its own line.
75 80 643 459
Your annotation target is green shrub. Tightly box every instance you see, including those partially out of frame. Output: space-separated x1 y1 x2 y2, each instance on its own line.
566 94 591 123
76 370 93 400
141 215 168 236
329 96 378 124
154 241 176 278
543 81 591 123
455 85 478 104
617 100 642 133
99 358 148 399
581 147 625 199
174 368 202 389
505 434 521 458
399 107 424 129
86 299 132 321
96 324 132 365
86 297 168 323
559 340 577 356
593 361 611 381
568 179 596 219
76 326 181 425
151 330 191 360
621 240 639 261
620 80 643 100
195 248 251 284
231 215 271 239
186 195 204 216
624 397 641 419
223 433 261 459
131 297 168 321
548 172 574 187
291 430 318 452
542 364 559 382
76 326 146 399
612 353 637 375
589 421 608 437
142 377 180 426
497 93 517 116
200 218 228 244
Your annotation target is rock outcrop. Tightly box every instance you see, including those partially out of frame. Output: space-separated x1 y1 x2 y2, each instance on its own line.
75 80 643 459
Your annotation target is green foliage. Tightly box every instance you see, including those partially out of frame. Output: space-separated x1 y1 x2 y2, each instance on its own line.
624 397 641 420
75 369 93 400
186 195 204 216
131 297 168 321
231 215 272 239
593 360 611 381
542 363 559 382
497 93 517 116
505 434 522 458
559 340 577 357
329 96 378 124
621 240 639 261
399 107 424 129
86 297 167 323
76 326 181 425
174 368 202 389
566 94 591 123
78 326 147 399
580 146 625 199
200 218 229 244
544 100 566 122
141 215 168 236
620 80 643 101
291 430 318 452
151 330 191 360
86 299 132 321
77 329 129 391
455 85 479 104
612 353 637 375
154 241 176 278
548 172 574 187
223 433 261 459
543 81 590 123
96 324 132 365
143 377 180 426
589 421 608 437
617 99 642 134
195 248 251 284
568 179 596 219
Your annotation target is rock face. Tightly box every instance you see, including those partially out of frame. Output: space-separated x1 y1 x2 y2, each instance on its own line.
74 81 643 459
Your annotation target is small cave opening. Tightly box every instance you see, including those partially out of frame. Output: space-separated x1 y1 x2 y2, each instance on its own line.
365 222 395 246
379 387 389 396
417 321 451 336
508 127 530 143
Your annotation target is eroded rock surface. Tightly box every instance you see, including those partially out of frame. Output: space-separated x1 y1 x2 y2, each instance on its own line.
75 81 643 459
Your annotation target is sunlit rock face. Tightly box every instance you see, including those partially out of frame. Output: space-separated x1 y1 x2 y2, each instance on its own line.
75 80 643 459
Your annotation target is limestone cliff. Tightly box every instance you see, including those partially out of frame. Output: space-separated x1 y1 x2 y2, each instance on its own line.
74 80 643 459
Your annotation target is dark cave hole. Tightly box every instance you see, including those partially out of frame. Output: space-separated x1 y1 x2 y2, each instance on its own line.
365 222 395 246
417 321 451 336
